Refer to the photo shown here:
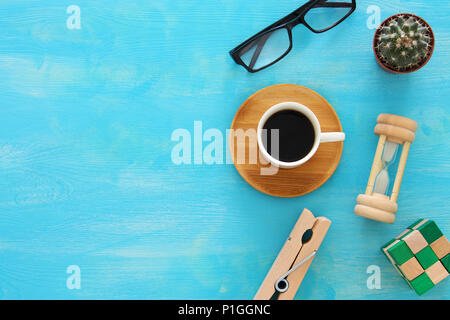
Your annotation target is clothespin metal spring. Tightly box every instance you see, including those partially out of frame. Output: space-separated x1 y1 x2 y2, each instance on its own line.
274 251 317 293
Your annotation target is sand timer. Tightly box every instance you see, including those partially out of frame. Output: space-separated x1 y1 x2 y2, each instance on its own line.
354 114 418 224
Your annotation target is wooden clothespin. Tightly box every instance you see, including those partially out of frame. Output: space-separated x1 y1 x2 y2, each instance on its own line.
254 209 331 300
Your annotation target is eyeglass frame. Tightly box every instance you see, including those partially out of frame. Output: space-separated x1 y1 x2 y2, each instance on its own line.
229 0 356 73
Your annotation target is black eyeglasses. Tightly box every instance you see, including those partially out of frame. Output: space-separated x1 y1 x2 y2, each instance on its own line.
230 0 356 73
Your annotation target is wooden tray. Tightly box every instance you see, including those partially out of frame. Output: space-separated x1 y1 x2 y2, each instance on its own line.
230 84 344 198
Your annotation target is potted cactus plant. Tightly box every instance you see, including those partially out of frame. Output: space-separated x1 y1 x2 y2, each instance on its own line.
373 14 435 73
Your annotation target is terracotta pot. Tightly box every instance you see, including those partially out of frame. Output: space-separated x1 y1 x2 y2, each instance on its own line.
373 13 435 74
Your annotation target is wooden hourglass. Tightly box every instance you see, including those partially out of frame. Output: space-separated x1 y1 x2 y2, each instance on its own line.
354 114 418 224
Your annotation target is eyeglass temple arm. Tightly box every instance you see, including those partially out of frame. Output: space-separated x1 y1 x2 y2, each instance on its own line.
236 31 269 57
248 33 271 69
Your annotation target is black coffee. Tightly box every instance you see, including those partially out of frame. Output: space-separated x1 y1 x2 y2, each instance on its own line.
263 110 315 163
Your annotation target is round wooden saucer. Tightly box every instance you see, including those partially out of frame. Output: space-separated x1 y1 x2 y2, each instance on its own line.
230 84 344 198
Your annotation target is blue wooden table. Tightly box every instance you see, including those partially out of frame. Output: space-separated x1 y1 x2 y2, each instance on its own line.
0 0 449 300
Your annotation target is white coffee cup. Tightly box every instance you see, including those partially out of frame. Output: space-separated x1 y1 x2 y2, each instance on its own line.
257 102 345 169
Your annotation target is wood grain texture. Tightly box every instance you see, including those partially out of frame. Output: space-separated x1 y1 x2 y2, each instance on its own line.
254 209 318 300
0 0 449 300
230 84 344 197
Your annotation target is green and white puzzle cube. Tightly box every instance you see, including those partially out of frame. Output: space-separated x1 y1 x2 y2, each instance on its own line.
382 219 450 295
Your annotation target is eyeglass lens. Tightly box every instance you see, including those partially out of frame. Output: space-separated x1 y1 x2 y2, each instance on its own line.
239 28 290 71
304 0 353 32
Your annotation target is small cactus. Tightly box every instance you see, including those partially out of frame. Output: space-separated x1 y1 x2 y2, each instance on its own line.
375 14 434 72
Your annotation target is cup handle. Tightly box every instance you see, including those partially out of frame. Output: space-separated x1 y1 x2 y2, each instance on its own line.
320 132 346 143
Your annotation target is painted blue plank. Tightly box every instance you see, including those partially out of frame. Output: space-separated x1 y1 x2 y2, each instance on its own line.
0 0 449 299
